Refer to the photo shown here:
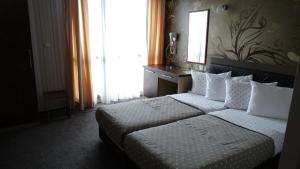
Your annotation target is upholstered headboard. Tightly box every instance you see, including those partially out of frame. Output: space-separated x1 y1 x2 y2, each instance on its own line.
207 58 296 88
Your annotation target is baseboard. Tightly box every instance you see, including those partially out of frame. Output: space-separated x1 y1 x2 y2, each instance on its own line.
0 122 40 134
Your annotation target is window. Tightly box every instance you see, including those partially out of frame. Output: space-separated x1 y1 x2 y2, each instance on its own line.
88 0 147 103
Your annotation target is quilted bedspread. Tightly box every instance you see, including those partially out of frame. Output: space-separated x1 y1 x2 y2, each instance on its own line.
124 115 274 169
96 96 203 148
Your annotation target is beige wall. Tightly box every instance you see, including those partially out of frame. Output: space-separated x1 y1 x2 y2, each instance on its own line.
165 0 300 70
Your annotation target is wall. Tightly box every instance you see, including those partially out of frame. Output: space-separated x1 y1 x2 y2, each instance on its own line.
165 0 300 70
28 0 66 111
279 62 300 169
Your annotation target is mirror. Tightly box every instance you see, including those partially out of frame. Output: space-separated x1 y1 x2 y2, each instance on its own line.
187 10 209 64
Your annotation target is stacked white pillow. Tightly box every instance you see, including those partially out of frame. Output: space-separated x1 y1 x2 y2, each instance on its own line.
247 81 293 120
190 70 207 95
191 71 231 96
224 79 277 110
191 71 253 102
205 72 232 101
191 69 294 120
230 74 253 82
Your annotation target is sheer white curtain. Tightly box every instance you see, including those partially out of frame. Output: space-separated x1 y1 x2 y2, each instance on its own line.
88 0 147 104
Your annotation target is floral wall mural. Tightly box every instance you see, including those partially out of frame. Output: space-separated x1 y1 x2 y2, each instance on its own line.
216 6 294 65
165 0 300 69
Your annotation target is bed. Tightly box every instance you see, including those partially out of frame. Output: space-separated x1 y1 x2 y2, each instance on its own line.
96 93 225 148
97 58 295 169
124 109 286 169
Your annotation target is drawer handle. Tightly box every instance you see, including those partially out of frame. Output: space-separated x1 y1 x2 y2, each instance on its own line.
145 69 155 74
161 74 174 79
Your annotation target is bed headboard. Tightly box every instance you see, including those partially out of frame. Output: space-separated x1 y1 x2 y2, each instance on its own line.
206 58 296 88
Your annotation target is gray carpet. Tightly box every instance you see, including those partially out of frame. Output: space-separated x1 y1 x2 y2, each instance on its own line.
0 109 132 169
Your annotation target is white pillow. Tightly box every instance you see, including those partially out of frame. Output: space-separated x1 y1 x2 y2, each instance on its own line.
247 81 293 120
191 70 206 95
205 71 231 101
225 80 278 110
231 74 253 82
191 71 231 96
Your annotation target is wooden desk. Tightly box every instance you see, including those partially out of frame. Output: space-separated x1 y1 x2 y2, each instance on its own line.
143 65 191 98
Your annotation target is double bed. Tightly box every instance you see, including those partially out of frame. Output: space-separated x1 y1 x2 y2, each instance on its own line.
96 58 295 169
124 109 286 169
96 93 225 148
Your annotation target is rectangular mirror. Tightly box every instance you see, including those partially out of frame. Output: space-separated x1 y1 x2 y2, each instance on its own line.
187 10 209 64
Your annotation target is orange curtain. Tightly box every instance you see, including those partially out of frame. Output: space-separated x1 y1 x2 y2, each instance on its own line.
147 0 166 65
64 0 93 110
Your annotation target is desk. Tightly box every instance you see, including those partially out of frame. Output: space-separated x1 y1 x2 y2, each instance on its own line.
143 65 191 98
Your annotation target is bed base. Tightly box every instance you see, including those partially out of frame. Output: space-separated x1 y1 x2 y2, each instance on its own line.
99 126 139 169
99 126 280 169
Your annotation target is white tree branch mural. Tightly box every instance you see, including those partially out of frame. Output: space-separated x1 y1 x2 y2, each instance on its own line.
216 6 295 65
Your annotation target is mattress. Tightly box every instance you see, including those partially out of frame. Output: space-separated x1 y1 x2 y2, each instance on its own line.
169 93 226 113
209 109 287 155
96 96 203 148
124 115 275 169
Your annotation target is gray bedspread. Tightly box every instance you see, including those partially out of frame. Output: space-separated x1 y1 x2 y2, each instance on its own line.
96 96 203 148
124 115 274 169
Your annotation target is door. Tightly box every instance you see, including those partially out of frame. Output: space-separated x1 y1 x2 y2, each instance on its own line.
0 0 38 127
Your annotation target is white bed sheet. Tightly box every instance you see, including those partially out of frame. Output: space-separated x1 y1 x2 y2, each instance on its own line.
169 93 226 113
209 109 287 155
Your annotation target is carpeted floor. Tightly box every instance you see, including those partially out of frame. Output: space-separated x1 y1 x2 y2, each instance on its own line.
0 109 133 169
